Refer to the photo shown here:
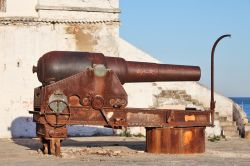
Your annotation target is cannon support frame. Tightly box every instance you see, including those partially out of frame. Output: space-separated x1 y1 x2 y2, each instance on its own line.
30 66 212 156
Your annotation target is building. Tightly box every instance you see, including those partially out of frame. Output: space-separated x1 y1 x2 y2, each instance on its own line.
0 0 247 138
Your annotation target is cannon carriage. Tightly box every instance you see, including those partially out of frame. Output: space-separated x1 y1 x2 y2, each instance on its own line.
30 51 213 156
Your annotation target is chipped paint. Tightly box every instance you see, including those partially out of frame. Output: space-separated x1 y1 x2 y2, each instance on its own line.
65 25 99 52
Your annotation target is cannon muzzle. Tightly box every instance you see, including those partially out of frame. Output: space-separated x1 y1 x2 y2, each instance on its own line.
34 51 201 84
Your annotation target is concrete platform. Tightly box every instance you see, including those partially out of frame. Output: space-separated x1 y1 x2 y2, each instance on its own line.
0 136 250 166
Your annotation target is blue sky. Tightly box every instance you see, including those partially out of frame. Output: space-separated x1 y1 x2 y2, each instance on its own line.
120 0 250 97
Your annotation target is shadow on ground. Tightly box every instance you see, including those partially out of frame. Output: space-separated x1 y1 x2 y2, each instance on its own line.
10 117 145 152
12 137 145 152
62 137 145 151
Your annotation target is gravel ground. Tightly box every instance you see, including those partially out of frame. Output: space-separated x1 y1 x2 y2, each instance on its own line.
0 136 250 166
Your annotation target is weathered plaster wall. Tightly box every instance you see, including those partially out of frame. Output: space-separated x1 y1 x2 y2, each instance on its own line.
0 0 120 138
156 82 233 118
0 0 153 137
118 38 246 137
0 0 37 17
0 0 119 20
39 0 119 8
65 23 119 55
37 0 119 20
0 21 119 138
118 38 157 110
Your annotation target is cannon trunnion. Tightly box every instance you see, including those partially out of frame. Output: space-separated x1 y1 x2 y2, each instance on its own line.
30 51 212 156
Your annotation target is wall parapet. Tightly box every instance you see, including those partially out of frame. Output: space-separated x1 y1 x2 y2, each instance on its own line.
35 5 120 13
0 17 120 25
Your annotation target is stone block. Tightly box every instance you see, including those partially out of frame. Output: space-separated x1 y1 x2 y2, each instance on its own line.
245 131 250 139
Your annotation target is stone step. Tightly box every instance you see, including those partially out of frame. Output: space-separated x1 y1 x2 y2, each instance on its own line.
214 112 220 120
219 116 228 122
157 93 170 98
222 130 239 138
245 124 250 132
245 131 250 139
174 95 181 99
204 107 210 110
183 95 191 101
161 90 185 95
196 103 203 106
191 99 200 105
220 121 237 127
221 125 237 131
177 90 186 95
156 90 205 110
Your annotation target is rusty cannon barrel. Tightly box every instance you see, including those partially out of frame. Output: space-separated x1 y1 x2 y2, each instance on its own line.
33 51 201 85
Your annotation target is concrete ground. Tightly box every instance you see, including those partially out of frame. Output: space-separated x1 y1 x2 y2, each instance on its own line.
0 136 250 166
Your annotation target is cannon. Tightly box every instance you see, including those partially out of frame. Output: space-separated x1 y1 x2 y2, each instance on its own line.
30 34 231 157
33 51 201 85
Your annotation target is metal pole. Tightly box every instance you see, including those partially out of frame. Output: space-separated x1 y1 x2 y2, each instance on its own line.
211 34 231 125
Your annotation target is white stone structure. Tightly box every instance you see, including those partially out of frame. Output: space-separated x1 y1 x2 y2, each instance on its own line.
0 0 120 138
0 0 247 138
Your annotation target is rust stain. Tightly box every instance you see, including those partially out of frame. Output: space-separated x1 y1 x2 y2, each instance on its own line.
69 95 81 106
183 131 193 146
65 25 99 52
185 115 195 122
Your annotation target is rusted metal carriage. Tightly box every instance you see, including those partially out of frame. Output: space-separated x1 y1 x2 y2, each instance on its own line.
30 35 230 156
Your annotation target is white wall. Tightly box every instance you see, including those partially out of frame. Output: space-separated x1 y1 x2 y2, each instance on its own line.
0 0 119 20
0 21 119 138
0 0 120 138
0 0 38 17
39 0 119 8
118 38 246 136
119 38 160 108
119 38 235 120
37 0 119 21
